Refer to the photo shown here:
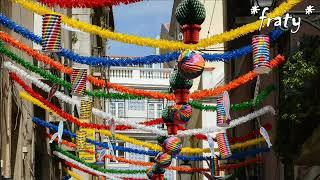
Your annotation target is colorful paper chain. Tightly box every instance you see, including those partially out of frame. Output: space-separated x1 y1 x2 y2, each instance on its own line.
11 0 301 50
0 14 284 66
39 0 142 8
34 116 270 161
0 34 285 100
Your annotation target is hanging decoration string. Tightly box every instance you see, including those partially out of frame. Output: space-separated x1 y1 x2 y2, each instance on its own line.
51 136 210 173
34 116 270 161
228 123 272 144
10 0 301 50
177 106 276 137
19 84 266 153
188 85 274 111
0 34 285 100
39 0 142 8
0 14 284 66
64 168 82 180
0 40 280 110
218 157 264 170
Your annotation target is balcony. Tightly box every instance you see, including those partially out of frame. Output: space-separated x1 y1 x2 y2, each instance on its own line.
92 67 173 89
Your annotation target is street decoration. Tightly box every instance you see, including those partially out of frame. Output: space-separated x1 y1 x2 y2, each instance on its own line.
252 34 271 74
0 0 302 177
11 0 301 50
41 14 62 52
0 14 285 66
38 0 141 8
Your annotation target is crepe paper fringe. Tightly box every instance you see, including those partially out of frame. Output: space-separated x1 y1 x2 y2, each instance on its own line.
177 106 276 137
11 0 301 50
218 157 264 170
0 36 285 101
0 14 284 66
39 0 142 8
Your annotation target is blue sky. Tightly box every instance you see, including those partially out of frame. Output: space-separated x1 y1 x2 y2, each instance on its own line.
107 1 173 57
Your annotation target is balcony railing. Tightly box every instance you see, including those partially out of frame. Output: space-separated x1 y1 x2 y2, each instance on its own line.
93 67 173 80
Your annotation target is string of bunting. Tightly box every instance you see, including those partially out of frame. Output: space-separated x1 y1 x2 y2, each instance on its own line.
10 0 301 50
0 14 285 66
0 34 285 100
39 0 142 8
34 116 270 161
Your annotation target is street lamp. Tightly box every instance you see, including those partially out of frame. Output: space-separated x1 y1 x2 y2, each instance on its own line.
178 160 193 180
251 0 276 9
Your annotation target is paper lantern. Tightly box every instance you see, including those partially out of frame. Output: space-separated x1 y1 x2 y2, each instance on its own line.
216 91 231 127
216 132 232 159
42 14 62 52
163 136 182 156
71 68 87 96
178 50 205 79
169 70 193 90
175 0 206 25
80 98 92 122
252 34 271 74
172 104 192 124
155 152 172 168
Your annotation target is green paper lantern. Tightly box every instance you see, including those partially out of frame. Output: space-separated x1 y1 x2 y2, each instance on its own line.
169 70 193 90
175 0 206 25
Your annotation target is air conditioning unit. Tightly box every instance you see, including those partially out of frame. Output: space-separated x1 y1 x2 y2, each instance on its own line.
177 32 183 41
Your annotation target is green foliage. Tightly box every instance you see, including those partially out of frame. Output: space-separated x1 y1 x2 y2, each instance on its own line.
275 35 320 160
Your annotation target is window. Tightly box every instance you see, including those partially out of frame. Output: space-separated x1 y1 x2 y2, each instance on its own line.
109 101 125 118
128 100 145 111
147 102 163 119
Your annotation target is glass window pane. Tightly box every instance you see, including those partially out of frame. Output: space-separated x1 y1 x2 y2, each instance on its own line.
110 102 116 116
148 104 155 118
156 104 163 118
118 102 125 118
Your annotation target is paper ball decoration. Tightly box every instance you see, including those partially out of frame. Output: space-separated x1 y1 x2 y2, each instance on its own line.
157 136 168 145
162 106 174 123
163 136 182 156
175 0 206 25
178 50 205 79
172 104 192 124
155 152 172 168
169 70 193 90
216 132 232 159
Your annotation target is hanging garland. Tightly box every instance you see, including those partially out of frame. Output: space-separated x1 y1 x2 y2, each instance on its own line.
10 0 301 50
39 0 142 8
52 137 210 173
0 14 284 66
19 83 265 154
229 123 272 144
34 116 269 161
188 85 274 111
0 34 285 100
64 168 81 180
218 157 264 170
177 106 276 137
0 37 285 102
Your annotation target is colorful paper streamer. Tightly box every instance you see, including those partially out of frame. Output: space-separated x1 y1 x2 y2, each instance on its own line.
39 0 142 8
0 14 284 66
11 0 301 50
